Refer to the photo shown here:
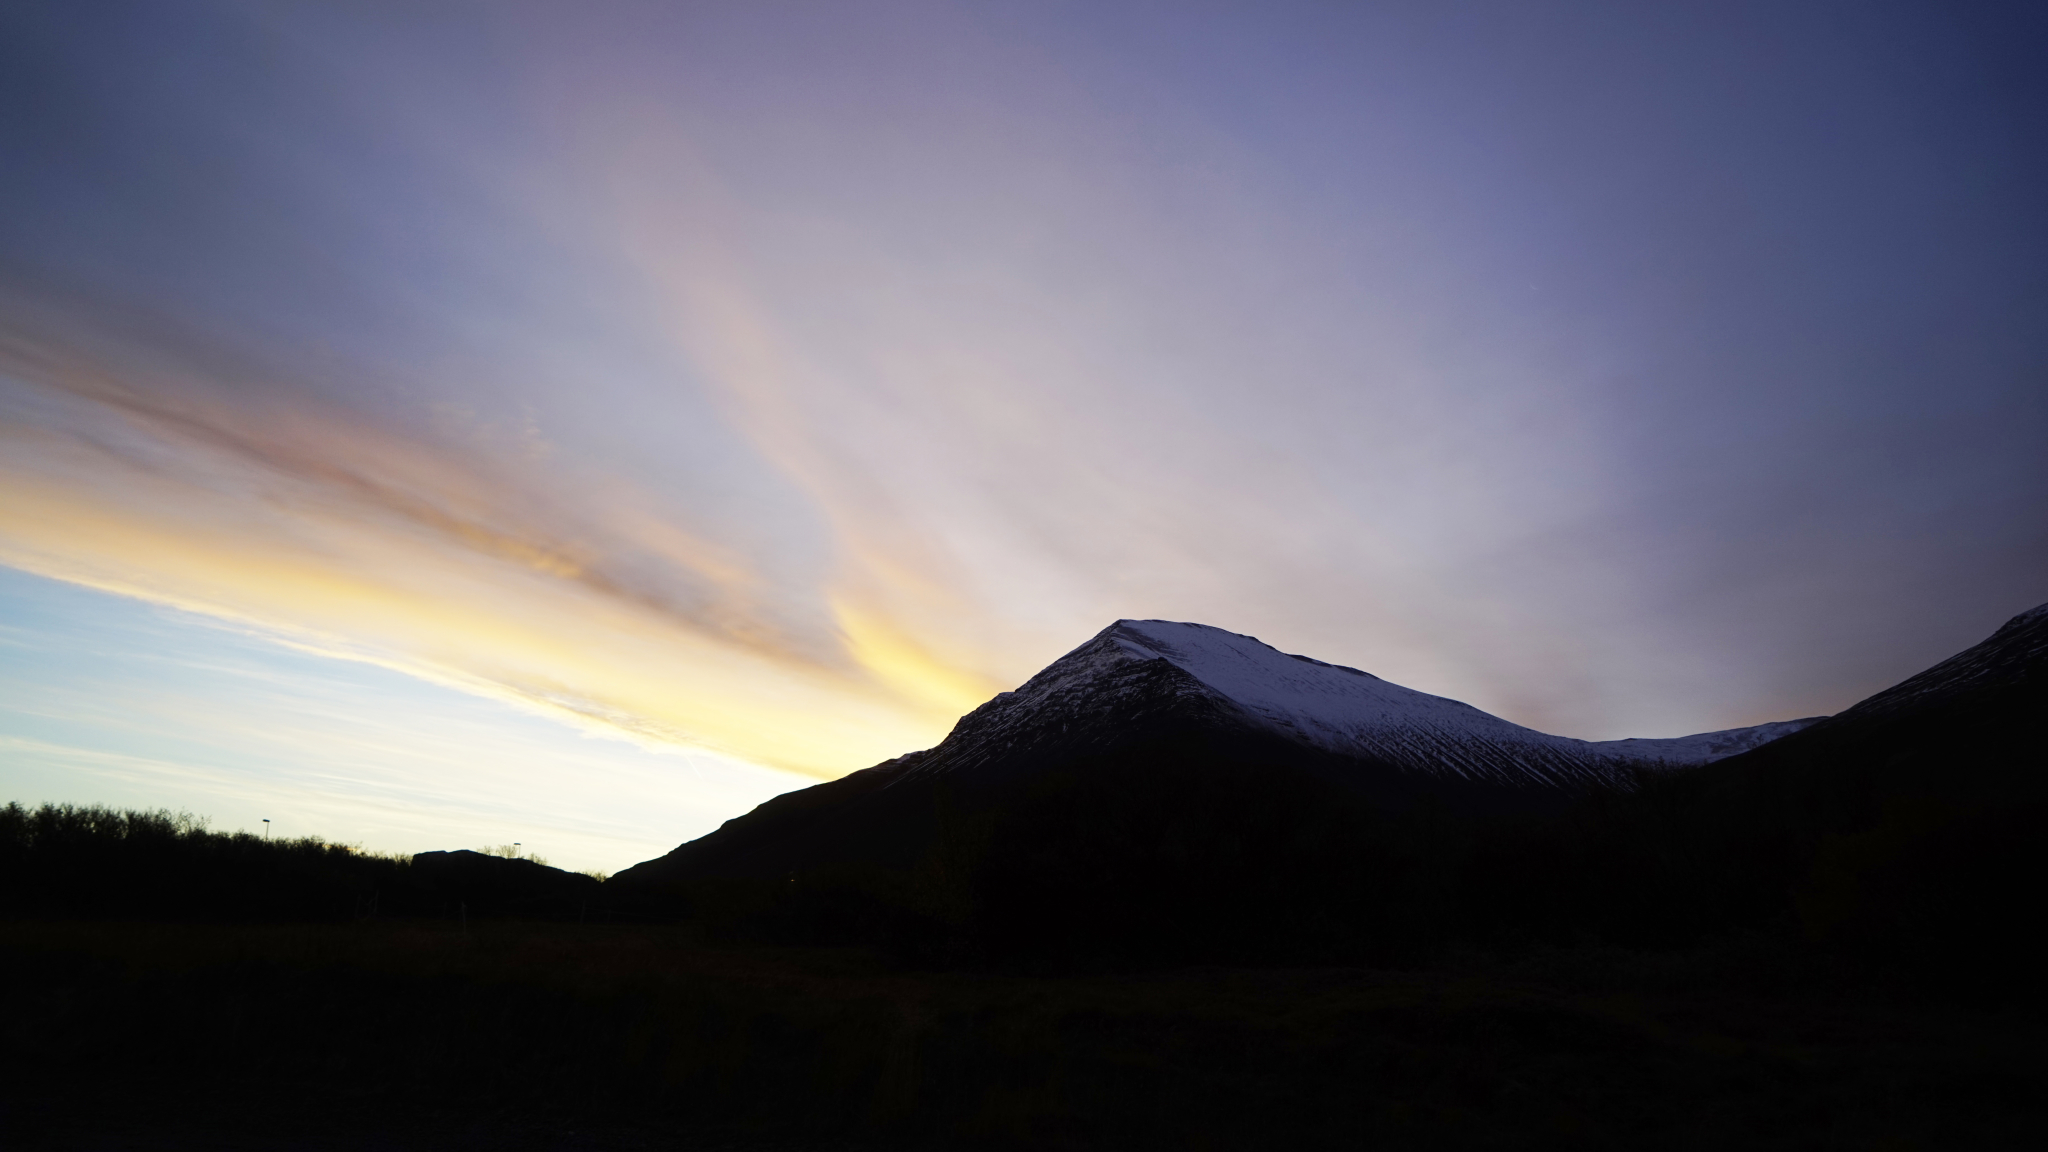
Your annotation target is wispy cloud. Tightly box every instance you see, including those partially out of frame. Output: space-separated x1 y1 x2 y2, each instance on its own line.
0 329 962 776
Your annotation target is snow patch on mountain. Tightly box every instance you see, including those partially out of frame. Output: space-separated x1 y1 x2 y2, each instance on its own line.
1114 620 1534 742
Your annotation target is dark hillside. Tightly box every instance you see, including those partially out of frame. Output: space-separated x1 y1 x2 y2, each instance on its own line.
613 619 1818 893
1597 603 2048 993
610 605 2048 999
410 849 600 919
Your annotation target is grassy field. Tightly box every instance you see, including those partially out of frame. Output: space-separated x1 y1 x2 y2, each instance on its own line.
4 918 2041 1150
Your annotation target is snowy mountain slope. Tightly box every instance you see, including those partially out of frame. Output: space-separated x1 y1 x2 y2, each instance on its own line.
895 620 1823 792
1831 601 2048 721
1593 718 1824 763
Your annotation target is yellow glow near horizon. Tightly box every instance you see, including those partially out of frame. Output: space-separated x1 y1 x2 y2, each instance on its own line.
0 374 977 779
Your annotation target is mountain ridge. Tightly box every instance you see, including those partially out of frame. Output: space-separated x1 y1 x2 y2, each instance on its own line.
890 619 1821 793
615 617 1827 884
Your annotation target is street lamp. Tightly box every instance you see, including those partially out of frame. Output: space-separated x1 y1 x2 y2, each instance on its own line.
262 818 270 840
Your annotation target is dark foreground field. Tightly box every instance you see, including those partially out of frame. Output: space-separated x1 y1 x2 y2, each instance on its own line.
4 918 2042 1151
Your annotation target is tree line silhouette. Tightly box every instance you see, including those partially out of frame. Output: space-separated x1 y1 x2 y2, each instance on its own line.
0 802 597 922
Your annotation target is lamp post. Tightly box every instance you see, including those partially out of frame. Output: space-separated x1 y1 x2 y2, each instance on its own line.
262 818 270 840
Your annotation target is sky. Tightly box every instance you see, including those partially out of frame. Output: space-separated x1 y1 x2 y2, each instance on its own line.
2 1 2044 871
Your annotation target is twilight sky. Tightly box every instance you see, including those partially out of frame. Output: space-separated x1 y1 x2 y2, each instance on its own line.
2 1 2044 871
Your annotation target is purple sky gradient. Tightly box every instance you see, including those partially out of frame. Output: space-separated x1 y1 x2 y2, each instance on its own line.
1 2 2042 858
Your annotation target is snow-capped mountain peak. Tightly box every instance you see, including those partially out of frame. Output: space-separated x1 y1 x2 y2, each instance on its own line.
898 619 1821 792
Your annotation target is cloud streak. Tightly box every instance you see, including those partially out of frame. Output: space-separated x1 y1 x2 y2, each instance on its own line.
0 328 958 776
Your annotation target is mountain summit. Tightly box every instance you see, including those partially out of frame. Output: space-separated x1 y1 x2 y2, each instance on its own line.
614 620 1820 883
894 620 1820 791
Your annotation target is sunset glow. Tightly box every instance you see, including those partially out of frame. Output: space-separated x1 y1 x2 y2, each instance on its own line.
3 2 2042 870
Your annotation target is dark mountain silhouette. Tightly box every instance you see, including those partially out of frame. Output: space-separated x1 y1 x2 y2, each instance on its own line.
1699 599 2043 777
409 849 600 918
1619 601 2048 987
613 619 1820 886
